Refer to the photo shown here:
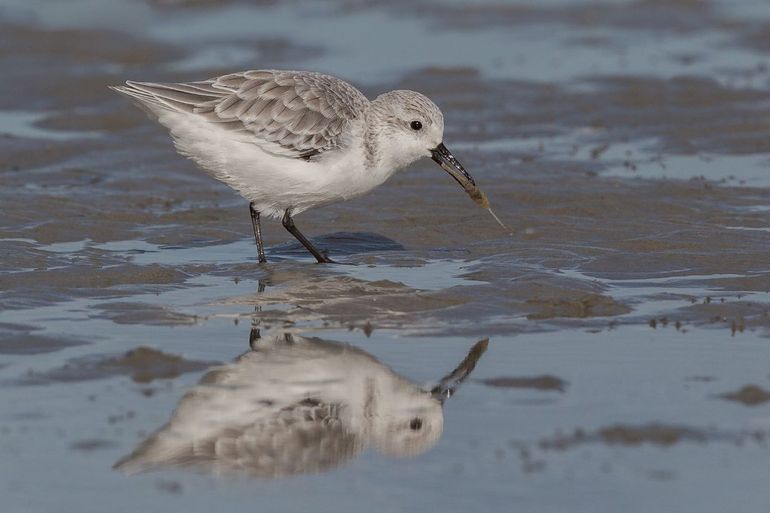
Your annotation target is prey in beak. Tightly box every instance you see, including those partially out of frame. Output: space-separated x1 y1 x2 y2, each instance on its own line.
430 143 512 234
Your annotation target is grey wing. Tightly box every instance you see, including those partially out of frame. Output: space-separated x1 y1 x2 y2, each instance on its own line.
112 70 369 160
114 400 360 478
208 401 360 478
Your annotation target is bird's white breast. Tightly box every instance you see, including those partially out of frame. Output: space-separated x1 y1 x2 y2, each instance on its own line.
155 111 399 219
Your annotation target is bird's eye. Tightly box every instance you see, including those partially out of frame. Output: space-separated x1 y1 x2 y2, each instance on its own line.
409 418 423 430
410 120 422 131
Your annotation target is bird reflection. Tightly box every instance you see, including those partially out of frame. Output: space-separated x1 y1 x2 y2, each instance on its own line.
115 331 488 478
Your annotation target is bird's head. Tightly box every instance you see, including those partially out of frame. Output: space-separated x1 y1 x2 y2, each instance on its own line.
372 89 444 155
369 90 478 193
370 384 444 458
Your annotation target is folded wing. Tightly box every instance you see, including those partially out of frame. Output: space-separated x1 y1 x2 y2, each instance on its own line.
112 70 369 160
114 399 360 478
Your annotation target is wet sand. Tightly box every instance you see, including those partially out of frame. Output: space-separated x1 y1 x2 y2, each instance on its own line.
1 0 770 512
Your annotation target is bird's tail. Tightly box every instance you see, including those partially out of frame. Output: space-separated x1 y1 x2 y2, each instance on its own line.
109 81 177 118
112 431 167 475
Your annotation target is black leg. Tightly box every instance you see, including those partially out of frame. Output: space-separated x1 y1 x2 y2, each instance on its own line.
249 325 261 350
249 281 265 350
249 202 267 263
281 210 335 264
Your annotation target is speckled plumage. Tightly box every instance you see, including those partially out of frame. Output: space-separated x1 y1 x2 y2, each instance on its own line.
118 70 368 160
112 70 445 219
110 69 486 263
113 333 446 478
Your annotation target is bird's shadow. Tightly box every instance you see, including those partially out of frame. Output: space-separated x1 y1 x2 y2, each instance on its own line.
269 231 404 258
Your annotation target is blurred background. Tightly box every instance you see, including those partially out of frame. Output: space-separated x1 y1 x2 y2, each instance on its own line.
2 1 770 512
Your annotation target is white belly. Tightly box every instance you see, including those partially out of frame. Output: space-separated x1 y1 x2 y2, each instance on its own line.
155 111 394 219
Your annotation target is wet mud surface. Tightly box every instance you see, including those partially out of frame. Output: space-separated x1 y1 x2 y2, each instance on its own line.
12 346 219 386
2 0 770 512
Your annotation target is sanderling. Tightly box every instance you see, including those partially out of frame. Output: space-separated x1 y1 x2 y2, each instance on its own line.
114 333 488 478
111 70 505 263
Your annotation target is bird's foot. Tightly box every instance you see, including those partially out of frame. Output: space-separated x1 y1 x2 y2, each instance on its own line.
316 256 337 264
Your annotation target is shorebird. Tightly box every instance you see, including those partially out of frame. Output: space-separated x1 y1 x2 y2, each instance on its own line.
114 333 488 478
111 70 489 264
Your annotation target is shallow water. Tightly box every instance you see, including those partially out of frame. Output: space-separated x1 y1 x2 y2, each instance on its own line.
2 0 770 512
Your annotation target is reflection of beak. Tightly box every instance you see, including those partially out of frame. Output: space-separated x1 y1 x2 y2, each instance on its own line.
430 338 489 404
431 142 477 191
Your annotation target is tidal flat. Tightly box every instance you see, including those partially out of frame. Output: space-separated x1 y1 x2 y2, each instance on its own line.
1 1 770 512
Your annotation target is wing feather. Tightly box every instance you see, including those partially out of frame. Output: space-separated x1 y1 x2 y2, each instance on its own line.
112 70 369 160
115 399 360 478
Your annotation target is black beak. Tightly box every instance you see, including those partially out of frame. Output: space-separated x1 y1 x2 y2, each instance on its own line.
431 142 477 190
430 338 489 404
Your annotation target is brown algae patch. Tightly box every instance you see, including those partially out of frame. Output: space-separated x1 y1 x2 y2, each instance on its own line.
0 322 90 356
719 385 770 406
92 302 199 326
14 347 218 385
526 293 630 320
535 424 770 454
676 300 770 333
0 334 89 355
540 424 711 450
481 375 567 392
0 264 190 292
